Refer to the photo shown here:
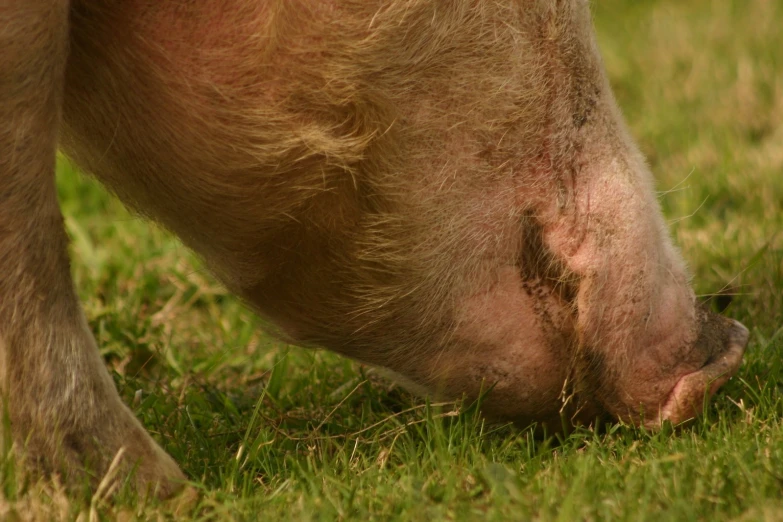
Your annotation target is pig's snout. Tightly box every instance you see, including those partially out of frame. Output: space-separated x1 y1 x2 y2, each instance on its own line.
656 315 749 427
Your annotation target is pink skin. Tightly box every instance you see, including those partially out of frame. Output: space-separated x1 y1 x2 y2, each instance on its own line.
433 266 576 425
524 125 747 426
59 1 748 435
416 99 749 428
427 146 749 428
559 160 738 425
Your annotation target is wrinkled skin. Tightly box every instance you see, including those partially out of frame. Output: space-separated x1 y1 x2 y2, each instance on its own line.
0 0 748 496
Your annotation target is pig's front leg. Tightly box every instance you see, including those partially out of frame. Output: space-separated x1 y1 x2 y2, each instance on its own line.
0 1 184 496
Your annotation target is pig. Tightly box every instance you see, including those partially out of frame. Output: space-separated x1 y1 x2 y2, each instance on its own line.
0 0 749 498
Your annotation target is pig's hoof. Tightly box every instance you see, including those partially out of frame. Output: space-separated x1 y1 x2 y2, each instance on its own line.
19 409 187 500
168 485 200 515
124 435 188 500
657 319 749 425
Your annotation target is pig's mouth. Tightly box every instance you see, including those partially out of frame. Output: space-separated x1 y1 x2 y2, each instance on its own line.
654 318 749 427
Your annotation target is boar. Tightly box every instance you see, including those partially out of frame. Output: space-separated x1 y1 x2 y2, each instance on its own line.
0 0 748 497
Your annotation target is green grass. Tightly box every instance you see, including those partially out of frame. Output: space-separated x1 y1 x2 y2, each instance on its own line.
3 0 783 519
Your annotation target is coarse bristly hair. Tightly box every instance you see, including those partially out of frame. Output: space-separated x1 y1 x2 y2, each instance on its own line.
63 0 743 428
1 0 746 499
63 0 596 360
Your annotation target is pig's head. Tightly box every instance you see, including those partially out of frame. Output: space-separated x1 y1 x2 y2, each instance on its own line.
221 0 749 430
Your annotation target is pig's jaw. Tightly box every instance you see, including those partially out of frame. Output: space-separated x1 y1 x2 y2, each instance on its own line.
439 266 577 424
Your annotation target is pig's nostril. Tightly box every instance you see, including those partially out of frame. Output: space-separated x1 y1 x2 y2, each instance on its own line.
728 319 750 349
699 319 747 369
654 317 749 427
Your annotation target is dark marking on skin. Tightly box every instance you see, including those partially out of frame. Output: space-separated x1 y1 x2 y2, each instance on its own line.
567 346 611 422
520 279 557 344
572 84 600 129
63 433 85 455
517 212 579 304
474 362 510 384
515 210 616 423
573 348 607 396
516 214 610 422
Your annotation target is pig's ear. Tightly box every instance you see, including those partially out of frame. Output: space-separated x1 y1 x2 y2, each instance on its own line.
656 318 749 426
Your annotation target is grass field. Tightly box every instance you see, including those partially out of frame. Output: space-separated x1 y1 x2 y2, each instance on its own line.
3 0 782 520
